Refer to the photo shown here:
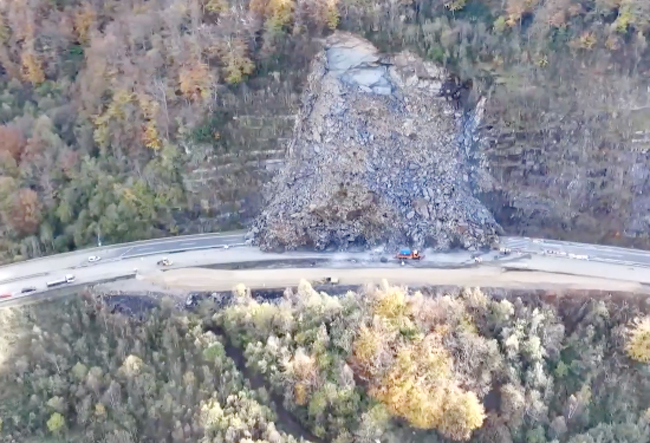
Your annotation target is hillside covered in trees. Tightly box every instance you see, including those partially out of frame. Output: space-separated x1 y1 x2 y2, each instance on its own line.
2 282 650 442
1 0 650 262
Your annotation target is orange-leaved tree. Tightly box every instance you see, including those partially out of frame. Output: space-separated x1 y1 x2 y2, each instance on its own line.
9 188 42 235
0 125 27 161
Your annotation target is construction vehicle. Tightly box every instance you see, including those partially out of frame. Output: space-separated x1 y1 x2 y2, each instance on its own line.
157 258 173 267
395 248 424 260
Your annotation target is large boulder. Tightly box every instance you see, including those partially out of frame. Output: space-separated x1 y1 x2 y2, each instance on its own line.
251 32 501 251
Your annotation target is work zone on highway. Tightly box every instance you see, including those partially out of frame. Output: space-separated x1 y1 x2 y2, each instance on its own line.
141 267 650 294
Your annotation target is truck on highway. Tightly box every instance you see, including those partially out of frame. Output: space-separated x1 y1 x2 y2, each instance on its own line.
46 274 76 288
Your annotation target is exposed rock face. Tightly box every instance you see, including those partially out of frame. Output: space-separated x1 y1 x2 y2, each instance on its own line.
251 32 501 252
479 67 650 247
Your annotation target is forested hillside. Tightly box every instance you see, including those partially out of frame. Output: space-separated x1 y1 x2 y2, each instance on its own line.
1 0 650 261
2 283 650 442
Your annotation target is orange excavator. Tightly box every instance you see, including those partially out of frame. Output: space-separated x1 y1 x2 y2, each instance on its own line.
395 248 424 260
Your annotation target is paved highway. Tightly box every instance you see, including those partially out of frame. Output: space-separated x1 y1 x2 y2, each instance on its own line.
0 231 248 284
0 245 483 301
500 236 650 267
116 234 248 259
3 231 650 306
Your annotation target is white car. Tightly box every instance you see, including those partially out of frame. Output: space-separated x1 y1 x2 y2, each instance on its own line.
157 258 173 267
88 256 101 263
65 274 76 283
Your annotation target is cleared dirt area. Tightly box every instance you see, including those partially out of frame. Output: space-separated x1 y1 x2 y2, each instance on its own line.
141 266 650 293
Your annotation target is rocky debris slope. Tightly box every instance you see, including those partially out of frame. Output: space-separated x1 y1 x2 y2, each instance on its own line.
251 32 501 252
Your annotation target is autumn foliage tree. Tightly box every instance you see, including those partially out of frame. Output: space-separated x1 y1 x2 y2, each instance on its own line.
0 125 26 161
9 188 42 235
251 0 296 32
179 59 215 101
626 317 650 363
218 279 489 442
20 47 45 85
220 38 256 84
352 281 486 441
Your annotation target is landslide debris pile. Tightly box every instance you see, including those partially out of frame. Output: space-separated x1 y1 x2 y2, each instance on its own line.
252 32 501 251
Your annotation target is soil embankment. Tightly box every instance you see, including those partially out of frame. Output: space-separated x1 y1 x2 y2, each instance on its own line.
142 267 649 294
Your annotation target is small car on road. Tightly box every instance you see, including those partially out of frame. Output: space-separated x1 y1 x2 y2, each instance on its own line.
88 255 101 263
20 286 37 294
157 258 173 267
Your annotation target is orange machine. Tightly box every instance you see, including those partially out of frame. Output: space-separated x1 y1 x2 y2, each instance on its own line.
395 248 424 260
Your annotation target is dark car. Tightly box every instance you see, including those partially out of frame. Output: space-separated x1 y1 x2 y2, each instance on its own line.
20 287 37 294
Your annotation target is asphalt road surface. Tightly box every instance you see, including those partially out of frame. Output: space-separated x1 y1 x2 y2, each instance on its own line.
501 236 650 267
0 231 248 284
3 232 650 306
116 234 248 259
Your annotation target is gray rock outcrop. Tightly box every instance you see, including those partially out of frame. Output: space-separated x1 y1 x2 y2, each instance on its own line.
251 32 501 252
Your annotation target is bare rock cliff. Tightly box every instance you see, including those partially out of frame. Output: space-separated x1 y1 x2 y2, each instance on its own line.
251 32 501 252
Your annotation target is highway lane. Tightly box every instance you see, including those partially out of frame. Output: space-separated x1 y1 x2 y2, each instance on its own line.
501 236 650 267
0 233 478 287
5 230 650 306
0 246 482 301
0 231 247 284
3 242 650 308
118 234 247 259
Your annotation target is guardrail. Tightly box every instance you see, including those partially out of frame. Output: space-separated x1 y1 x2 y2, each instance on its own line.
121 243 247 260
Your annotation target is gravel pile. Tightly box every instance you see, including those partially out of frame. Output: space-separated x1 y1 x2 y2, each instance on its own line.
251 32 501 252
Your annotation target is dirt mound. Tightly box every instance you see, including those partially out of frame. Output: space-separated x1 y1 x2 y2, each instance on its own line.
251 32 501 252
